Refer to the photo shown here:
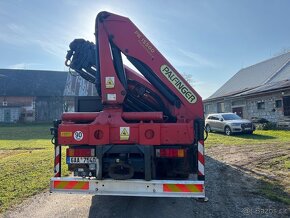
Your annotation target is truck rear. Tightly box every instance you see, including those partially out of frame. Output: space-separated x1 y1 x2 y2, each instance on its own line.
50 11 206 199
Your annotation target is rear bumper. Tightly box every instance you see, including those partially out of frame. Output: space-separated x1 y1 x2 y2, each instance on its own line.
50 177 205 198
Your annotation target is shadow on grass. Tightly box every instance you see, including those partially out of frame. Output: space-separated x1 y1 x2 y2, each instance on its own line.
212 132 276 140
11 147 47 150
88 156 289 218
231 133 276 140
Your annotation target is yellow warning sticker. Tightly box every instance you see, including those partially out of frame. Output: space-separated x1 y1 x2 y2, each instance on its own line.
120 127 130 140
60 132 72 137
105 77 115 88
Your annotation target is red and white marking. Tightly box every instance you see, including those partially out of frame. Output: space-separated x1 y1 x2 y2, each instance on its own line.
54 145 60 177
198 141 205 178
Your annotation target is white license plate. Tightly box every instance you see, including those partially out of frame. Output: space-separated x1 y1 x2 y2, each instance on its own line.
68 157 97 164
244 128 251 130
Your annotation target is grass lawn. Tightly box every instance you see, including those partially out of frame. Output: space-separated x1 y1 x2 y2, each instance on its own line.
0 124 68 213
205 130 290 147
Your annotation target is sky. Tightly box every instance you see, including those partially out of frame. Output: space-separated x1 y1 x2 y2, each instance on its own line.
0 0 290 99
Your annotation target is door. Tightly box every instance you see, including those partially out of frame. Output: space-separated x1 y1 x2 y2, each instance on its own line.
215 115 225 132
4 109 11 122
209 116 220 131
232 107 243 118
283 96 290 116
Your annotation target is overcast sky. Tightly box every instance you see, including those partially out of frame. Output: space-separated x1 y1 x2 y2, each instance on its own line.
0 0 289 98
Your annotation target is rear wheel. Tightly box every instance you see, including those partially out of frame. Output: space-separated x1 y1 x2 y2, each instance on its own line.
224 126 232 136
205 124 211 133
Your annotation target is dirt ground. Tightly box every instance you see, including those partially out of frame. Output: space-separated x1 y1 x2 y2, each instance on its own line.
1 144 289 218
207 143 290 195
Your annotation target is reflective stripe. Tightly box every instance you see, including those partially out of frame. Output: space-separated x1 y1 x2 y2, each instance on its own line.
54 145 61 177
198 141 205 176
198 141 204 154
55 163 60 174
54 181 89 190
55 145 60 157
198 161 204 175
163 184 203 192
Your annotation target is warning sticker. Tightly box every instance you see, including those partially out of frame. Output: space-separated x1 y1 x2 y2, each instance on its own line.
120 127 130 140
60 132 72 137
107 94 116 101
105 77 115 88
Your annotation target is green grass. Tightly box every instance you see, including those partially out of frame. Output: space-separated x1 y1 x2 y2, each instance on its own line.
269 156 290 171
205 130 290 147
259 182 290 205
0 124 68 213
285 160 290 170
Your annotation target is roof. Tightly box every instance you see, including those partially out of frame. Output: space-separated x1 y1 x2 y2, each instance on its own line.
206 52 290 101
0 69 68 96
233 79 290 97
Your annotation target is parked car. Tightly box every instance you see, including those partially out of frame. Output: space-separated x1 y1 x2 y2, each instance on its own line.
205 113 255 136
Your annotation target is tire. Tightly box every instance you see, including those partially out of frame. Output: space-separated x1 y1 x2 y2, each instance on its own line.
205 124 211 133
224 126 232 136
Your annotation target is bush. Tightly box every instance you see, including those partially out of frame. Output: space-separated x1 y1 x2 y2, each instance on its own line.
255 122 279 130
251 117 269 124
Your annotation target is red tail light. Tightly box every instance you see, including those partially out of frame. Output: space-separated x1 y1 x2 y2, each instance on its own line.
66 148 95 157
156 149 185 158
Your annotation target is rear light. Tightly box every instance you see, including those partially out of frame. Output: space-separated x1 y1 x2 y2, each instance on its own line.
66 148 95 157
156 149 185 158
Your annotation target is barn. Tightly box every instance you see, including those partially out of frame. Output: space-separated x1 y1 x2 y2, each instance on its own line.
0 69 100 123
204 52 290 127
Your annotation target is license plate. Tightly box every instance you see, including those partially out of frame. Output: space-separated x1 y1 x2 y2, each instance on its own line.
67 157 97 164
244 127 251 130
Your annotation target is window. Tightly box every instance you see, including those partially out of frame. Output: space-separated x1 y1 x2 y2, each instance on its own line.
222 113 241 120
2 101 7 106
257 102 265 109
275 100 282 108
204 104 211 113
217 102 225 113
212 116 220 120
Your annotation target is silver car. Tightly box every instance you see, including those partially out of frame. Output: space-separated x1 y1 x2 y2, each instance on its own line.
205 113 255 136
